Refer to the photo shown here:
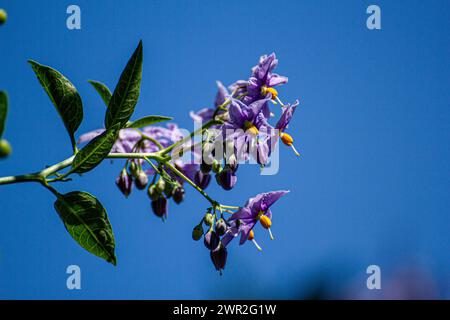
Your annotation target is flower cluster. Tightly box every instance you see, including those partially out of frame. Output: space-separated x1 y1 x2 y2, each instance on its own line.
79 53 300 273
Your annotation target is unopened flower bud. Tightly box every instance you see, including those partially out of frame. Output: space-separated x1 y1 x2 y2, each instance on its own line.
115 168 132 197
0 9 7 25
215 167 237 191
210 244 227 275
204 213 214 226
192 224 204 241
147 184 159 201
200 161 212 174
135 170 148 190
194 170 211 189
204 230 220 251
172 186 185 204
0 139 12 158
226 153 238 173
215 218 227 236
129 161 138 175
151 196 168 218
156 178 166 193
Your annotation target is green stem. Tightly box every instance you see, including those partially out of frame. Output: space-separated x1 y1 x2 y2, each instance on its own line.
163 161 217 206
138 131 164 150
160 119 221 156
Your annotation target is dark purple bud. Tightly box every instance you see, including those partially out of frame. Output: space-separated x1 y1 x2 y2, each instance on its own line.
172 186 185 204
204 230 220 251
151 197 168 218
210 244 227 275
194 170 211 189
115 169 132 197
215 167 237 191
135 170 148 190
215 218 227 236
200 161 212 174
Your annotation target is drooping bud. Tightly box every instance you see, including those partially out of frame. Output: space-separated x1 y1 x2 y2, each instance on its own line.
147 184 159 201
156 178 166 193
151 196 168 219
115 168 132 197
0 139 12 158
194 170 211 189
210 244 228 275
215 218 227 236
135 170 149 190
172 186 185 204
129 161 138 176
192 224 204 241
226 153 239 173
0 9 7 25
204 230 220 251
200 161 212 174
203 213 214 227
215 167 237 191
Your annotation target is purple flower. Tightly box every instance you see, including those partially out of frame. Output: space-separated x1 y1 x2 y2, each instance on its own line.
275 100 299 132
215 166 237 191
275 100 301 157
190 81 230 123
232 53 288 109
223 97 275 165
194 170 211 189
221 190 289 248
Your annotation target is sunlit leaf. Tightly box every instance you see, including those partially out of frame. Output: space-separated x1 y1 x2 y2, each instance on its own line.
126 115 172 129
105 41 143 129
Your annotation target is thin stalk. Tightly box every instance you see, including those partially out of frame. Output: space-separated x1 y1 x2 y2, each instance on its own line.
163 161 217 207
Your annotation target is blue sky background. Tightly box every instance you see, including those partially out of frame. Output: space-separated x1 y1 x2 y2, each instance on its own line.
0 0 449 299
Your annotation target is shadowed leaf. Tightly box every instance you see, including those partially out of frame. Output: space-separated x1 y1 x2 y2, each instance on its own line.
71 125 119 174
54 191 117 265
28 60 83 150
88 80 112 107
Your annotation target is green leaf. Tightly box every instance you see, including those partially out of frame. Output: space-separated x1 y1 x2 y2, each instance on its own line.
54 191 117 265
0 91 8 139
105 41 143 129
126 115 172 129
88 80 112 107
28 60 83 149
71 125 119 174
